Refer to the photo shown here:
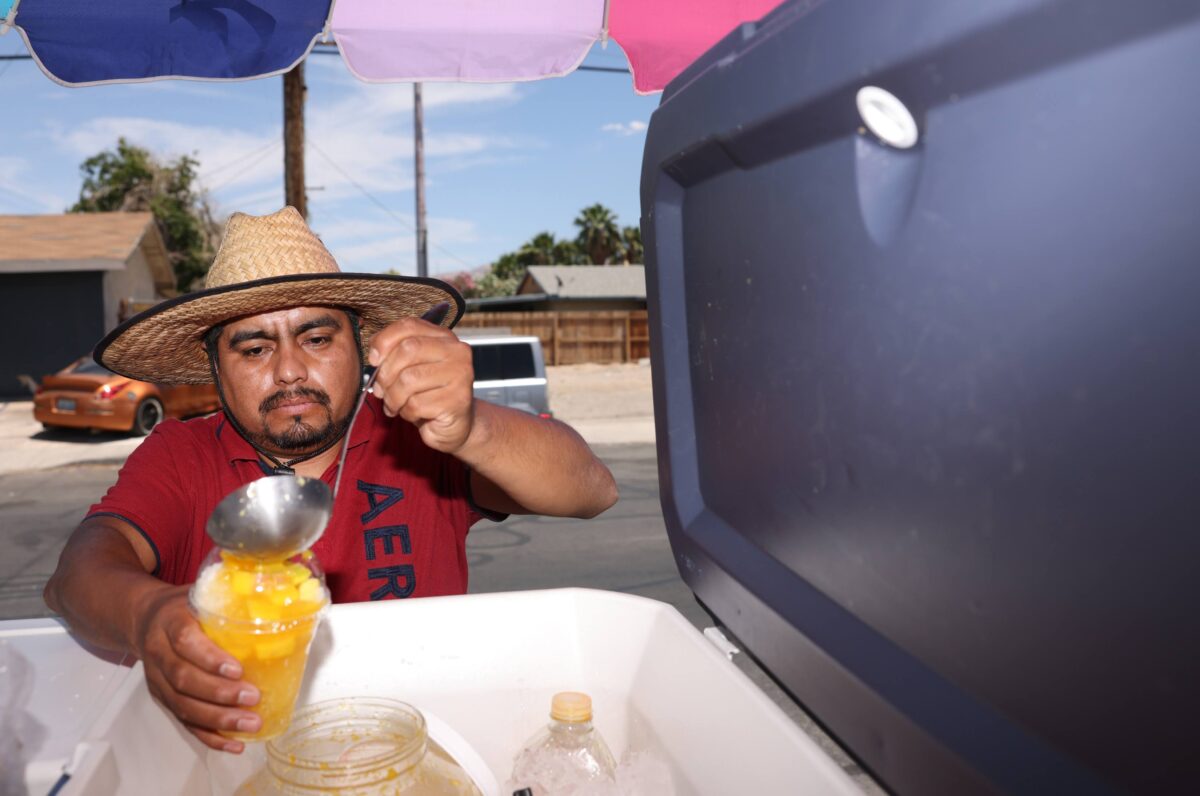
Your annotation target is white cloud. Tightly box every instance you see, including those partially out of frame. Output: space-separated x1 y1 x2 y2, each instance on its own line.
601 119 648 136
43 75 528 211
317 213 479 274
304 118 532 203
427 216 479 245
314 217 406 241
0 157 25 181
332 235 412 266
218 185 286 216
0 155 68 212
135 80 262 103
49 117 282 199
325 82 521 119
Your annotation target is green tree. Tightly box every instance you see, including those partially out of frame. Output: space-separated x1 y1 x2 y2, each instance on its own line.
517 231 558 266
474 269 522 298
476 202 630 299
491 252 526 283
467 252 524 298
71 138 219 292
573 203 623 265
621 225 643 264
552 239 587 265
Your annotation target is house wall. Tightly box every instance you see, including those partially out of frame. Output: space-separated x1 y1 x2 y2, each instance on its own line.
102 246 159 330
0 272 106 397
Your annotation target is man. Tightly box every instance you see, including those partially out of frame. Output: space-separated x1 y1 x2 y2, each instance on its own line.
43 207 618 754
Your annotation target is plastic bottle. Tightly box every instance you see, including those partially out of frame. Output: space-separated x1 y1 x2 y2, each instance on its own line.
509 692 618 796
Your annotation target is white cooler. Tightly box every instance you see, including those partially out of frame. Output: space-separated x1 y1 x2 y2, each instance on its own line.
3 589 860 795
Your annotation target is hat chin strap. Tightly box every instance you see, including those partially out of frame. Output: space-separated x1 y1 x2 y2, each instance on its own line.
207 359 355 476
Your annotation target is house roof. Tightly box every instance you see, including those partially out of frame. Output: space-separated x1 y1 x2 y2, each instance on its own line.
0 212 175 292
520 265 646 299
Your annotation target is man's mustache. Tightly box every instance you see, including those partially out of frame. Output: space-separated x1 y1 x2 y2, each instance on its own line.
259 387 332 414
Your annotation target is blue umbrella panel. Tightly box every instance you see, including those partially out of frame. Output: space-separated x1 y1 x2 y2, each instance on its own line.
12 0 331 86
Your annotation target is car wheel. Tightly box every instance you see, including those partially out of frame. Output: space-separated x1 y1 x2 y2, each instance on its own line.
131 397 164 436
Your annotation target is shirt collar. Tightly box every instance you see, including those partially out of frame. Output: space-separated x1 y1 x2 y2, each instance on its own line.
219 394 379 465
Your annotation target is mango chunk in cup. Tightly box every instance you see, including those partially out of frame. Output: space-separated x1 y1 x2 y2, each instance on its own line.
190 550 330 741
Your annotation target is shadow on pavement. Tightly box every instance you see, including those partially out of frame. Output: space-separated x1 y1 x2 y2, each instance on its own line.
31 427 134 444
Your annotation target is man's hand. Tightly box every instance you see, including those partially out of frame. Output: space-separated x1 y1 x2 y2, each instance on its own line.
367 312 618 520
132 586 261 753
368 316 476 454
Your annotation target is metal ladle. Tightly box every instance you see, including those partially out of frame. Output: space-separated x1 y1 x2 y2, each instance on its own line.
205 475 332 559
204 302 452 558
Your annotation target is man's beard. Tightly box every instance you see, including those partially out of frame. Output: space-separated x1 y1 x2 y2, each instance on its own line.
250 387 350 454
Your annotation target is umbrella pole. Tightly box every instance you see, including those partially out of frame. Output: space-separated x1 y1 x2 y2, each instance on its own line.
414 82 428 279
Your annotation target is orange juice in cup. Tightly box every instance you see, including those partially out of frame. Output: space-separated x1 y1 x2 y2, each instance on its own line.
190 549 330 741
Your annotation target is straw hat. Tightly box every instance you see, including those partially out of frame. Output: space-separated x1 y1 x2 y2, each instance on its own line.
95 206 463 384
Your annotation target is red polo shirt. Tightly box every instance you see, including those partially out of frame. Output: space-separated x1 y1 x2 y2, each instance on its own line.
87 395 499 602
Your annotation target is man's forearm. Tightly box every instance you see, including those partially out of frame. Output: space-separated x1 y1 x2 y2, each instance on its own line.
44 522 171 656
457 400 619 518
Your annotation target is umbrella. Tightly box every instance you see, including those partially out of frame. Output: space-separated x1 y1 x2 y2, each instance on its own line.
2 0 784 92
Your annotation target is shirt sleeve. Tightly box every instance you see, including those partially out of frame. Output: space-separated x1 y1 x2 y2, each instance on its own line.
85 421 190 581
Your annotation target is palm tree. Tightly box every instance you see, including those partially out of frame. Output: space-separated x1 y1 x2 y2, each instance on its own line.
517 231 558 266
574 203 622 265
621 225 643 265
552 239 587 265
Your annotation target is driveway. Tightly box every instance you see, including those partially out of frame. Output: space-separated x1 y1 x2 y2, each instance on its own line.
0 400 142 476
545 362 656 445
0 362 657 476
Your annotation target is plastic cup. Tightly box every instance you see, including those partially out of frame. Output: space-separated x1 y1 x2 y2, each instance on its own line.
189 551 329 742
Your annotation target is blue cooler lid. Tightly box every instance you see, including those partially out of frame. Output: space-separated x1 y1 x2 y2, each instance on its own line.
640 1 1200 793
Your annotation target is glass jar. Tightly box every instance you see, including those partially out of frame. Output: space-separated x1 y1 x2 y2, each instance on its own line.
235 698 482 796
190 548 329 741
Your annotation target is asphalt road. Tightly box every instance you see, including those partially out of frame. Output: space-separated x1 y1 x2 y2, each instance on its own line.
0 443 878 793
0 445 692 623
0 461 122 618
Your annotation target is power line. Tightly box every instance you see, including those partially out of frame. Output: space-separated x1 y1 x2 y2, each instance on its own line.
205 138 280 180
308 139 475 271
206 140 282 193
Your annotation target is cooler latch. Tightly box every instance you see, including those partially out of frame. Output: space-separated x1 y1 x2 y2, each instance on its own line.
703 626 740 661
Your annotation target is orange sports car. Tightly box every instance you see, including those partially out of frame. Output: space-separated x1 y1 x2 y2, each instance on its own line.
33 357 221 436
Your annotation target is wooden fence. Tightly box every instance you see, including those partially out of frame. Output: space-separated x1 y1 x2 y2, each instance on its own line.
456 310 650 366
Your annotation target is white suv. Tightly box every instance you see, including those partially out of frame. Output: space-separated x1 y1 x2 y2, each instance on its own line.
463 336 551 418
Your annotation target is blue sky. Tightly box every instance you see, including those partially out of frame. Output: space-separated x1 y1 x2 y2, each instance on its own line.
0 39 659 277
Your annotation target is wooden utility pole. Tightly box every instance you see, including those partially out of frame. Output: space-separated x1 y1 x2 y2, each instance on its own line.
283 63 308 219
413 82 428 278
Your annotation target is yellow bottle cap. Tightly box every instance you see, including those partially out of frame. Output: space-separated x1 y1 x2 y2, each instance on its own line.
550 692 592 723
